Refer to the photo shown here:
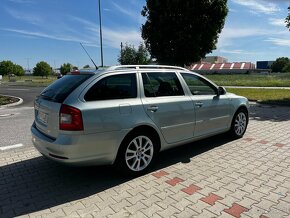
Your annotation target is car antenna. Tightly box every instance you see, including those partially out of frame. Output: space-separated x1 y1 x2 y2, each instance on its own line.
80 43 98 70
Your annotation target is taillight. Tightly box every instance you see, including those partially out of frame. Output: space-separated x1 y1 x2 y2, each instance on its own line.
59 104 83 131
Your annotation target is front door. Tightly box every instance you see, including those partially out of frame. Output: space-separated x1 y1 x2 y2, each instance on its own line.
181 73 230 137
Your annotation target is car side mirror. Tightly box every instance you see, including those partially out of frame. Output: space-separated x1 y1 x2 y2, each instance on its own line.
217 86 226 96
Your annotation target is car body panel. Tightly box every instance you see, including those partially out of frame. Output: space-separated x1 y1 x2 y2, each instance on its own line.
191 95 230 137
34 97 62 139
141 95 195 144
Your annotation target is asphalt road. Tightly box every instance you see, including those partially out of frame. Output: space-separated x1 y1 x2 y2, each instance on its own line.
0 85 44 107
0 85 44 148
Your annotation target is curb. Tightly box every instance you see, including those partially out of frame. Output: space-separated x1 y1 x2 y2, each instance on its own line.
0 94 23 108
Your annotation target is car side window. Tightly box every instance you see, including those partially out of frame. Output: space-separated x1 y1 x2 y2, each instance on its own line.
84 73 137 101
181 73 217 95
142 72 184 97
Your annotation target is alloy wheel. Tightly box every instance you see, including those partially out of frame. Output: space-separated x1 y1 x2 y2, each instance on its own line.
125 136 154 172
234 112 247 136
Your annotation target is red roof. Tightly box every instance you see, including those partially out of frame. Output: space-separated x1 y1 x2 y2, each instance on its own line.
189 62 255 71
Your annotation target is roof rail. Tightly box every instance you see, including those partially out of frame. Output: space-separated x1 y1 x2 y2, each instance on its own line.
107 65 189 71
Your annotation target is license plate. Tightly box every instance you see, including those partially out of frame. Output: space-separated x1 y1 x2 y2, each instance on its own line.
37 111 48 125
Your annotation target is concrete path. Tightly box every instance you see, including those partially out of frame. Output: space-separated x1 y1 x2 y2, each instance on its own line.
225 86 290 90
1 104 290 217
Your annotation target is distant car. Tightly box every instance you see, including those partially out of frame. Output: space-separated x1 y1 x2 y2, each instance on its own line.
57 74 63 79
31 65 249 174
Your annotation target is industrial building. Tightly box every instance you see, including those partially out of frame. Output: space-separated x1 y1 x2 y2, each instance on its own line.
188 62 256 74
256 61 274 70
200 56 228 64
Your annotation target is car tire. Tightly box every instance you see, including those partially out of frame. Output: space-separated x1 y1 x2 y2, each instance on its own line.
230 108 249 138
116 131 158 175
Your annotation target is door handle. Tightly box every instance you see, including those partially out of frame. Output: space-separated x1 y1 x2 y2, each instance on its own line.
147 106 159 112
195 102 203 108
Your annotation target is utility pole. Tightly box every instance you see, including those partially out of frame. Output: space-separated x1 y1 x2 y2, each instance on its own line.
120 42 123 63
98 0 104 67
25 58 31 73
52 59 57 74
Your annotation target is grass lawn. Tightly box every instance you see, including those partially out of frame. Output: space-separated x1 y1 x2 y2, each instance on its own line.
227 88 290 106
1 73 290 87
206 73 290 87
1 75 56 87
0 95 18 106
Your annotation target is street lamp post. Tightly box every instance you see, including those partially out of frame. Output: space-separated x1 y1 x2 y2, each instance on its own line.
98 0 104 67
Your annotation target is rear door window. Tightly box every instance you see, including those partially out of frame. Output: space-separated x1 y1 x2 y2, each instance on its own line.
84 73 137 101
142 72 184 97
40 74 93 103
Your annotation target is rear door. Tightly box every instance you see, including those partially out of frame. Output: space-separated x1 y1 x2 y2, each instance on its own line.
140 72 195 144
80 72 140 134
181 73 230 137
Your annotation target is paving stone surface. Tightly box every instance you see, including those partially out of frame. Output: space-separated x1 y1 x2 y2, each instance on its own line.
1 103 290 217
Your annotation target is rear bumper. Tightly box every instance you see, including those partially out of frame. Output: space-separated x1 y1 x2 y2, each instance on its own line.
31 123 126 166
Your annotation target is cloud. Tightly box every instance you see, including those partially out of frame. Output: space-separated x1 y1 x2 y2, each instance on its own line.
269 18 286 27
111 2 137 19
216 27 270 48
220 49 257 55
265 38 290 47
5 7 42 25
1 14 143 50
103 28 142 49
68 16 142 49
1 28 90 43
231 0 280 14
221 27 270 38
8 0 34 3
111 2 145 25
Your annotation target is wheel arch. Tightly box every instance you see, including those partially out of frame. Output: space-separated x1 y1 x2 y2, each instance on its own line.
113 124 162 164
235 105 249 118
231 104 249 124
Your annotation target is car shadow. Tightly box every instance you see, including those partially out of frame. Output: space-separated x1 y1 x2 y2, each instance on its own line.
249 104 290 122
0 133 235 217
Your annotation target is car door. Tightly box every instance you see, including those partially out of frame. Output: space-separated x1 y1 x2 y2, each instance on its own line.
80 72 141 134
181 73 230 137
140 71 195 144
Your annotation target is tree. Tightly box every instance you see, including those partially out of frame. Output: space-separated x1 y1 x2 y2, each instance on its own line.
286 7 290 30
271 57 289 72
282 62 290 72
60 63 73 75
83 64 90 68
118 43 150 65
136 43 150 64
118 44 137 65
13 64 25 77
141 0 228 66
0 60 15 75
33 61 52 77
72 66 78 71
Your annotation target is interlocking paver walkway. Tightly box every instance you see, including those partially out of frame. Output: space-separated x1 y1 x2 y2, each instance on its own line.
1 103 290 218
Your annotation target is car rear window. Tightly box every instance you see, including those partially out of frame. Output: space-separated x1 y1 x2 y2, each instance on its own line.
84 73 137 101
40 74 93 103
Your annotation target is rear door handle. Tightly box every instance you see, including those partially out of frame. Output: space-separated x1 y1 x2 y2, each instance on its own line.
147 106 159 112
195 102 203 108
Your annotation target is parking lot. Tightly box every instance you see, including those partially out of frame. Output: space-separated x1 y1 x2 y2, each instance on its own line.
1 102 290 218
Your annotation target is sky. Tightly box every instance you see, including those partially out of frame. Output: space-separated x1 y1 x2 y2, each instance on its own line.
0 0 289 70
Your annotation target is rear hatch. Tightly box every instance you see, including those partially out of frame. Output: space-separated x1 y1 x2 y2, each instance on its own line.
34 74 93 138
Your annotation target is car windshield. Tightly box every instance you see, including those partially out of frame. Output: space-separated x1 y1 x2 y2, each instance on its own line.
40 74 93 103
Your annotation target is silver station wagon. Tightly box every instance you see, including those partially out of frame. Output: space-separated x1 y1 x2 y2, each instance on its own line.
31 65 249 174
